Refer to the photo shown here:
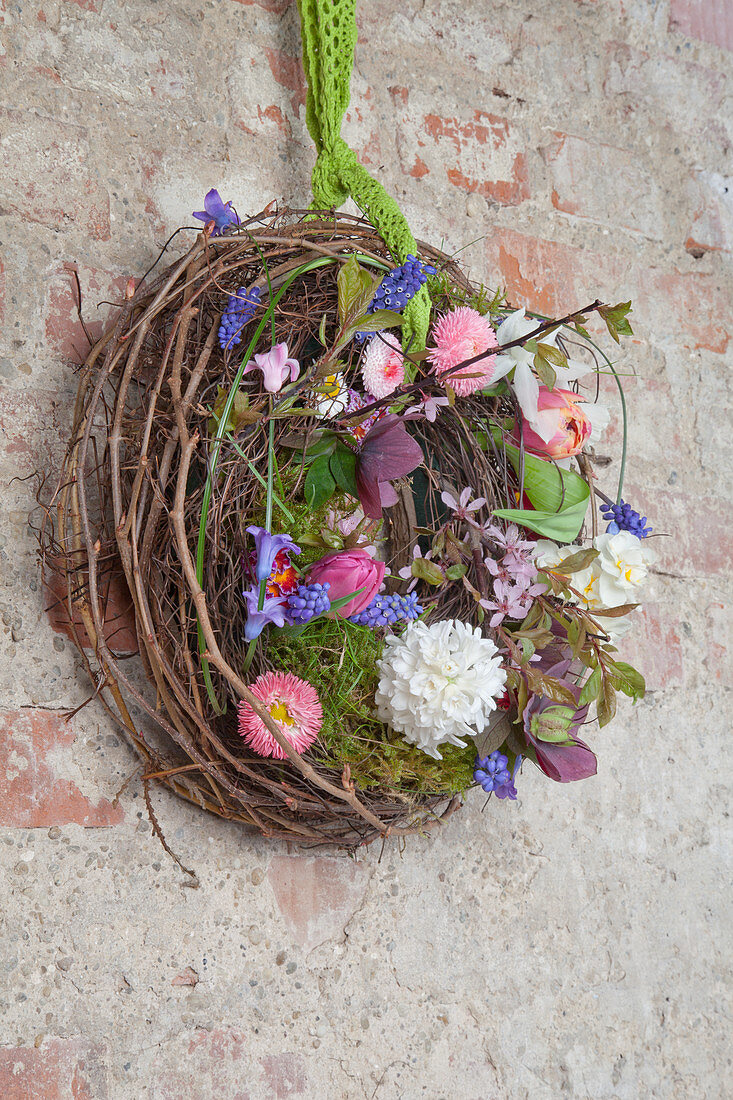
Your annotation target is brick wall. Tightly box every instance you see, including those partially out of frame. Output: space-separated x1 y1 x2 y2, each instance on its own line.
0 1 730 1096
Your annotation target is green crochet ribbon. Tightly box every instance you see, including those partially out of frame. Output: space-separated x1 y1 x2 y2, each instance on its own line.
297 0 431 351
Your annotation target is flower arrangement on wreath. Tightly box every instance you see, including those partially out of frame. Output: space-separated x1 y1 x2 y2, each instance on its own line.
194 188 651 807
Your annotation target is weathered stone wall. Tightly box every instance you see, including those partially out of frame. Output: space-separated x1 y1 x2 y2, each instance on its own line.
0 1 730 1096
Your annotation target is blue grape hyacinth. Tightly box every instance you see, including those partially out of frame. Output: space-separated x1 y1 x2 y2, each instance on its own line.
600 499 652 538
349 591 423 628
286 583 331 625
356 256 437 340
371 255 437 312
218 286 262 350
474 751 520 800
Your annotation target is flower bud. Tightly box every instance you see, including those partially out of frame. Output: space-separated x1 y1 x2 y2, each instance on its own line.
306 549 385 618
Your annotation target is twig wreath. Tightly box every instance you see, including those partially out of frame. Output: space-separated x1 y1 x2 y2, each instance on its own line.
40 0 651 853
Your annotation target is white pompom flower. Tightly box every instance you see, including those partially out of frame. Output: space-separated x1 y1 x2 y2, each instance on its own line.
374 619 507 759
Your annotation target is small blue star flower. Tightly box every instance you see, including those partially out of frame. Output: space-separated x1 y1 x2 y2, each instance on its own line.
474 751 511 794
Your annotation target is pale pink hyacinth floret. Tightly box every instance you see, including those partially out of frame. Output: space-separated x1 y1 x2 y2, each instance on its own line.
441 486 486 526
237 671 323 760
361 333 405 398
398 545 438 592
427 306 499 396
481 578 546 628
405 393 450 422
483 522 535 554
243 342 299 393
480 523 545 626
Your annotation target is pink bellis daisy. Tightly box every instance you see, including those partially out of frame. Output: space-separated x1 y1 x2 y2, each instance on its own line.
361 334 405 398
427 306 499 396
237 672 323 760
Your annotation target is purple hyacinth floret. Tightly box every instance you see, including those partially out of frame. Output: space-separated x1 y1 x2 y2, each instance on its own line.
600 499 652 538
356 255 437 341
286 582 331 625
218 286 262 350
242 587 287 641
192 188 241 236
349 590 423 628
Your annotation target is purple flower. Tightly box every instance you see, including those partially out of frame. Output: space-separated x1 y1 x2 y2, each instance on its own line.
242 587 287 641
474 750 511 793
474 751 521 800
286 582 331 625
495 755 522 800
349 590 423 628
356 414 424 520
600 499 652 538
246 526 301 584
521 661 596 783
192 188 240 235
243 342 300 393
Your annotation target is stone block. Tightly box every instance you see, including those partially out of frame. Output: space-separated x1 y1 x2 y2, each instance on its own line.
0 708 124 827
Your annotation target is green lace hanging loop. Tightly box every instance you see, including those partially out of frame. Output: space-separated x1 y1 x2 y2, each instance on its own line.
297 0 431 352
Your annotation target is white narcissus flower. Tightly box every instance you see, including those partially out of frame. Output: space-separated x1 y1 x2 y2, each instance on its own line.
535 539 602 607
311 372 349 417
594 530 651 606
492 308 593 441
535 531 653 617
374 619 507 759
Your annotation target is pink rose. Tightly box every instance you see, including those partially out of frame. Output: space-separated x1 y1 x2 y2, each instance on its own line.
306 549 385 618
518 386 591 459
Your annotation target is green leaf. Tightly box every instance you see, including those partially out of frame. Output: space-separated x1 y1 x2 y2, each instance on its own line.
536 342 569 369
492 502 589 541
208 387 255 435
554 548 599 574
337 256 376 328
596 676 617 728
599 301 633 344
593 602 639 617
329 445 359 497
520 636 535 665
491 436 590 541
606 660 645 701
318 313 328 346
349 309 404 335
304 455 336 510
445 563 467 581
578 665 602 706
533 353 557 389
303 432 337 463
537 676 580 706
329 585 367 612
412 558 444 585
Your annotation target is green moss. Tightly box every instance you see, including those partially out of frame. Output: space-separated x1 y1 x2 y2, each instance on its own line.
265 617 476 796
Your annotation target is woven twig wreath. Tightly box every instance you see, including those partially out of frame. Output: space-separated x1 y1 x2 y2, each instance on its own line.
44 211 525 848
